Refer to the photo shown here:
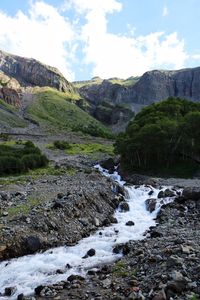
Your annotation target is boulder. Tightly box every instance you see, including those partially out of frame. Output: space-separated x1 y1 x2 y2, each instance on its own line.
119 201 130 212
145 198 157 213
182 187 200 201
25 236 41 253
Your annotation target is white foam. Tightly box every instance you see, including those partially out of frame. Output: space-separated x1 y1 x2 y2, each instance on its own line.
0 168 177 299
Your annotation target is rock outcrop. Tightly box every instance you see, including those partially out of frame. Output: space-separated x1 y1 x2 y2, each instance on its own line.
0 50 74 93
78 67 200 109
116 68 200 104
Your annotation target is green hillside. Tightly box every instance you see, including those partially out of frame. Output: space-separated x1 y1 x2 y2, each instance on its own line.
28 89 113 138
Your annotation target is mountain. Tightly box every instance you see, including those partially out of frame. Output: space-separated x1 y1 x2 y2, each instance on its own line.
76 67 200 113
0 50 74 93
0 50 113 137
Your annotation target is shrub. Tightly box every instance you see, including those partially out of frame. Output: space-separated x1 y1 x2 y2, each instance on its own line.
53 140 71 150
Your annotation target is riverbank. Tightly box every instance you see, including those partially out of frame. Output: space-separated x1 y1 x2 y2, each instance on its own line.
35 187 200 300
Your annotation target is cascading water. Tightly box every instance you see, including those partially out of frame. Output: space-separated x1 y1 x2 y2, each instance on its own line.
0 166 177 299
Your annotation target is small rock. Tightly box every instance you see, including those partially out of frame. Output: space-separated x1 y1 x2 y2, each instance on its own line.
126 221 135 226
93 217 100 227
17 294 25 300
67 275 85 282
171 270 184 281
87 248 96 257
145 198 157 213
35 285 44 296
2 211 8 217
119 201 130 212
152 289 166 300
5 287 17 296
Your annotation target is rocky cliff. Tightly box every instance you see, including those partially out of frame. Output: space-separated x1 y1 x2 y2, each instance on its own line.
78 67 200 109
0 50 74 93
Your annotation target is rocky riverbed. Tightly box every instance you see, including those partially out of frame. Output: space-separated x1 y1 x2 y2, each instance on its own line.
32 186 200 300
0 170 122 260
0 140 200 300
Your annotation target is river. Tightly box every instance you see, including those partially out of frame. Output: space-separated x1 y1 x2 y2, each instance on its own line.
0 166 176 299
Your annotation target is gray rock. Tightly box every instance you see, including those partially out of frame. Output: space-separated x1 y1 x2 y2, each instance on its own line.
145 198 157 212
119 201 130 212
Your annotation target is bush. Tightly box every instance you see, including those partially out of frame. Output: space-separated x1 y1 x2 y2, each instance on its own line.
53 140 71 150
0 141 48 176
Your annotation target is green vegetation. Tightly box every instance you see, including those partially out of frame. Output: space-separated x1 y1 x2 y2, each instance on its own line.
53 140 71 150
6 196 42 217
0 141 48 176
28 89 113 138
73 76 140 88
115 97 200 177
112 261 137 278
48 141 114 157
65 143 114 156
0 99 27 128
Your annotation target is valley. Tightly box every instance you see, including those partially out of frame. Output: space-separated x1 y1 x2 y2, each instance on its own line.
0 50 200 300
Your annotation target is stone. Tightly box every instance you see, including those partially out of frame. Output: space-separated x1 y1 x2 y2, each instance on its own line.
5 287 17 296
171 271 184 281
17 294 25 300
145 198 157 213
152 290 166 300
67 275 85 282
182 187 200 201
2 211 8 216
25 236 41 253
126 221 135 226
87 248 96 257
93 217 100 227
119 201 130 212
35 285 44 296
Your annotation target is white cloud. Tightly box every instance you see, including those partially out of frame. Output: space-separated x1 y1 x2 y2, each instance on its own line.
162 4 169 17
69 0 188 78
0 1 76 80
192 54 200 60
0 0 190 80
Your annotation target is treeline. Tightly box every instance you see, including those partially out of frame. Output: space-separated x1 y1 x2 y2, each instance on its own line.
0 141 48 175
115 97 200 176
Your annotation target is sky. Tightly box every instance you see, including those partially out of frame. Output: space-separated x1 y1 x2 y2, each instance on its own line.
0 0 199 81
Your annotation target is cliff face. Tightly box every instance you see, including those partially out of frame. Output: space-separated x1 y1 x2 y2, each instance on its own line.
78 67 200 108
0 50 74 93
116 68 200 104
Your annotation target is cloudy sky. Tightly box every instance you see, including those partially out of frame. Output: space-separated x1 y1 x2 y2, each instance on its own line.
0 0 199 81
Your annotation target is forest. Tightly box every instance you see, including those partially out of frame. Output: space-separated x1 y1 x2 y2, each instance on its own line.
115 97 200 176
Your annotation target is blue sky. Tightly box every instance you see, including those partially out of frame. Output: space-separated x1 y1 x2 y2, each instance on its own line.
0 0 199 81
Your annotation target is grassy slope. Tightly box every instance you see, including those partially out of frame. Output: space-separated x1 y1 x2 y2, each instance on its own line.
28 89 113 137
73 76 140 88
0 99 27 128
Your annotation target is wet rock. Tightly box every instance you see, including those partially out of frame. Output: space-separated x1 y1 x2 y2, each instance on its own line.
67 275 85 282
101 158 116 173
110 216 118 224
145 198 157 213
87 248 96 257
148 190 154 196
35 285 44 296
126 221 135 226
25 236 41 253
119 201 130 212
5 286 17 296
17 293 25 300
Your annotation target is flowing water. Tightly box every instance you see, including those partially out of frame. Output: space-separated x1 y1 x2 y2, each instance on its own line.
0 166 176 299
